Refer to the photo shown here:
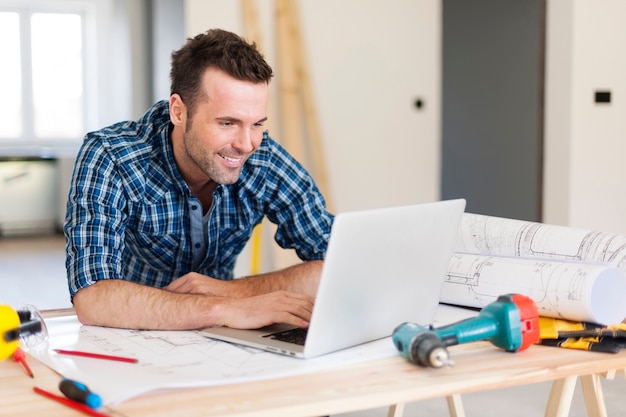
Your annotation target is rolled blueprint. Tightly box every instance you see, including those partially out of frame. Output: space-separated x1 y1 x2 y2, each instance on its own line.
441 213 626 325
454 213 626 273
441 253 626 325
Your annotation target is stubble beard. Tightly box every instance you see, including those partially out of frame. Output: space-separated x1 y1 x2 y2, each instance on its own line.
183 130 244 185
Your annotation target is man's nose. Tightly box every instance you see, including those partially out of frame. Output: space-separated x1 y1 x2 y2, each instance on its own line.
233 129 255 153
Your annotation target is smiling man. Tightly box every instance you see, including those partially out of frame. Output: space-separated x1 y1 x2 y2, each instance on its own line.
64 29 333 331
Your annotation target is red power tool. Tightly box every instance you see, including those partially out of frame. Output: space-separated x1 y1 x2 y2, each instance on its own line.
392 294 540 367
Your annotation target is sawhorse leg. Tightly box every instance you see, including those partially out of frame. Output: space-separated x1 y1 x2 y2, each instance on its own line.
446 394 466 417
387 403 405 417
544 375 609 417
387 395 465 417
388 374 613 417
544 376 578 417
580 374 607 417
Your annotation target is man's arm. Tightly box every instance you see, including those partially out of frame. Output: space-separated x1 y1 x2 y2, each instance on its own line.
165 260 323 298
73 260 322 330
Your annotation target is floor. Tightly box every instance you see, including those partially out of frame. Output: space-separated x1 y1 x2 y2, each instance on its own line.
1 234 72 311
1 235 625 416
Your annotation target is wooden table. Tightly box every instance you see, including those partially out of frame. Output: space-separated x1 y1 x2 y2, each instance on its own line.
1 310 625 417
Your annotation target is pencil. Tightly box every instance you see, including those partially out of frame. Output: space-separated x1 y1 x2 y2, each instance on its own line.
33 386 110 417
54 349 138 364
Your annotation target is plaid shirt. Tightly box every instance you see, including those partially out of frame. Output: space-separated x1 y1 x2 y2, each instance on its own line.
65 101 333 298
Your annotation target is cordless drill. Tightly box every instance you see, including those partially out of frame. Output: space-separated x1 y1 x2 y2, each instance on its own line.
392 294 540 367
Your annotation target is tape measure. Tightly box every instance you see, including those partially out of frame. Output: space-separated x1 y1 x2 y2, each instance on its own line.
0 305 21 361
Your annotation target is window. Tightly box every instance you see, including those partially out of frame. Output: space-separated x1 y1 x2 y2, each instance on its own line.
0 12 21 138
31 13 84 139
0 5 87 144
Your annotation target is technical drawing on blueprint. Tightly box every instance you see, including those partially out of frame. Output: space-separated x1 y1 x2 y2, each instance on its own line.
29 316 394 404
440 213 626 325
453 213 626 271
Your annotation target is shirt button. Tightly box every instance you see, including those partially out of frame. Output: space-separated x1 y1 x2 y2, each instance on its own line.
191 205 198 210
194 243 201 249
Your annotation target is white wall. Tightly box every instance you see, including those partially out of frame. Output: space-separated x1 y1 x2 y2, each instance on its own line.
544 0 626 234
184 0 442 213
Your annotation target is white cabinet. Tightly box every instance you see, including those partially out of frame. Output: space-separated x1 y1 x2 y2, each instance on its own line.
0 160 58 236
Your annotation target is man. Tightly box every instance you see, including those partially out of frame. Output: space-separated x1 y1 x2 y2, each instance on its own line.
64 29 333 331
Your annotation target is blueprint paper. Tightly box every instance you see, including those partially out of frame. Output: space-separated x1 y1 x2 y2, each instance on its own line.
28 304 475 404
441 213 626 325
454 213 626 271
28 315 395 404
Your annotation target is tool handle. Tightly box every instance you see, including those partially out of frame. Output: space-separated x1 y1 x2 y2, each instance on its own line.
435 316 500 347
59 378 103 409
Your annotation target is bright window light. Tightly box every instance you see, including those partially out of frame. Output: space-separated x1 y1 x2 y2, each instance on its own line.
31 13 84 139
0 12 22 138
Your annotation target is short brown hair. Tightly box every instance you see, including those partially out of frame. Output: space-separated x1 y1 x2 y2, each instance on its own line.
170 28 273 116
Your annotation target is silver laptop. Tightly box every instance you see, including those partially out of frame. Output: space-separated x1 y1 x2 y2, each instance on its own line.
201 199 466 358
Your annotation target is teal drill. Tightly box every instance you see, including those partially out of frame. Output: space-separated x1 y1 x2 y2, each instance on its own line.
392 294 540 367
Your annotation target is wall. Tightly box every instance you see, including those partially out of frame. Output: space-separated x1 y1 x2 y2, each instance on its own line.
441 0 545 222
544 0 626 234
184 0 442 213
151 0 185 103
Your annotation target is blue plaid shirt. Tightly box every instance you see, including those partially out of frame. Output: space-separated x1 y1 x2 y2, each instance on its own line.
65 100 333 298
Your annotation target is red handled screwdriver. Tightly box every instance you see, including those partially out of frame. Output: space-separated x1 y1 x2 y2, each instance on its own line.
13 347 33 378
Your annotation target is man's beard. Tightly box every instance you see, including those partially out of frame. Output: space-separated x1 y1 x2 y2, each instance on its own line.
183 131 245 185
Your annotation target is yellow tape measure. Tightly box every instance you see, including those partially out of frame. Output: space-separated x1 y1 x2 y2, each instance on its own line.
0 305 21 361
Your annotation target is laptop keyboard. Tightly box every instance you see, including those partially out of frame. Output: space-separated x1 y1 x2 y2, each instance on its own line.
264 327 308 345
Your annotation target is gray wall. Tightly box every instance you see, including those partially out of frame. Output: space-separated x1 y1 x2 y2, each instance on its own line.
441 0 545 222
151 0 185 103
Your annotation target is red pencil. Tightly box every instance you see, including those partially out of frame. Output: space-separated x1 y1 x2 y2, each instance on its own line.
33 386 110 417
13 347 34 378
54 349 138 364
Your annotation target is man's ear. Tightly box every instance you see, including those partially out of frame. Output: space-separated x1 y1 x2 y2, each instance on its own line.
169 94 187 127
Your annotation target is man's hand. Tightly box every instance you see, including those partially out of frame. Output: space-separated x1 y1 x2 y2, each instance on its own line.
164 272 232 296
165 274 314 328
213 290 314 329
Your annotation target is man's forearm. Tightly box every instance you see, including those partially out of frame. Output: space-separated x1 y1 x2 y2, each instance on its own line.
73 275 318 331
228 260 323 298
73 280 223 330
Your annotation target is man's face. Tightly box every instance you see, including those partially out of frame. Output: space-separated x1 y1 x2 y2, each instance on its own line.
180 68 269 185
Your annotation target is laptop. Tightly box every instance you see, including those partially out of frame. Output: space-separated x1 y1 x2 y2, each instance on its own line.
201 198 466 358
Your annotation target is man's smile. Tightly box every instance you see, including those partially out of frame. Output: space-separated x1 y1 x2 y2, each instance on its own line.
219 153 244 166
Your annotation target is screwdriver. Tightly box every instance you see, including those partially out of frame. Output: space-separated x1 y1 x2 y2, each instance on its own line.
13 347 34 378
59 378 103 409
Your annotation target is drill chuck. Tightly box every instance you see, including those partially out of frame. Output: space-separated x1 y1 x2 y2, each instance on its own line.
393 322 453 367
411 331 453 368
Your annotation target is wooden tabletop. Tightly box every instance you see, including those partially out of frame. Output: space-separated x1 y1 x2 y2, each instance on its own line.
3 334 626 417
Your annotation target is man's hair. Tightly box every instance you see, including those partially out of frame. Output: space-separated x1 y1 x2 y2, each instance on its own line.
170 28 273 117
